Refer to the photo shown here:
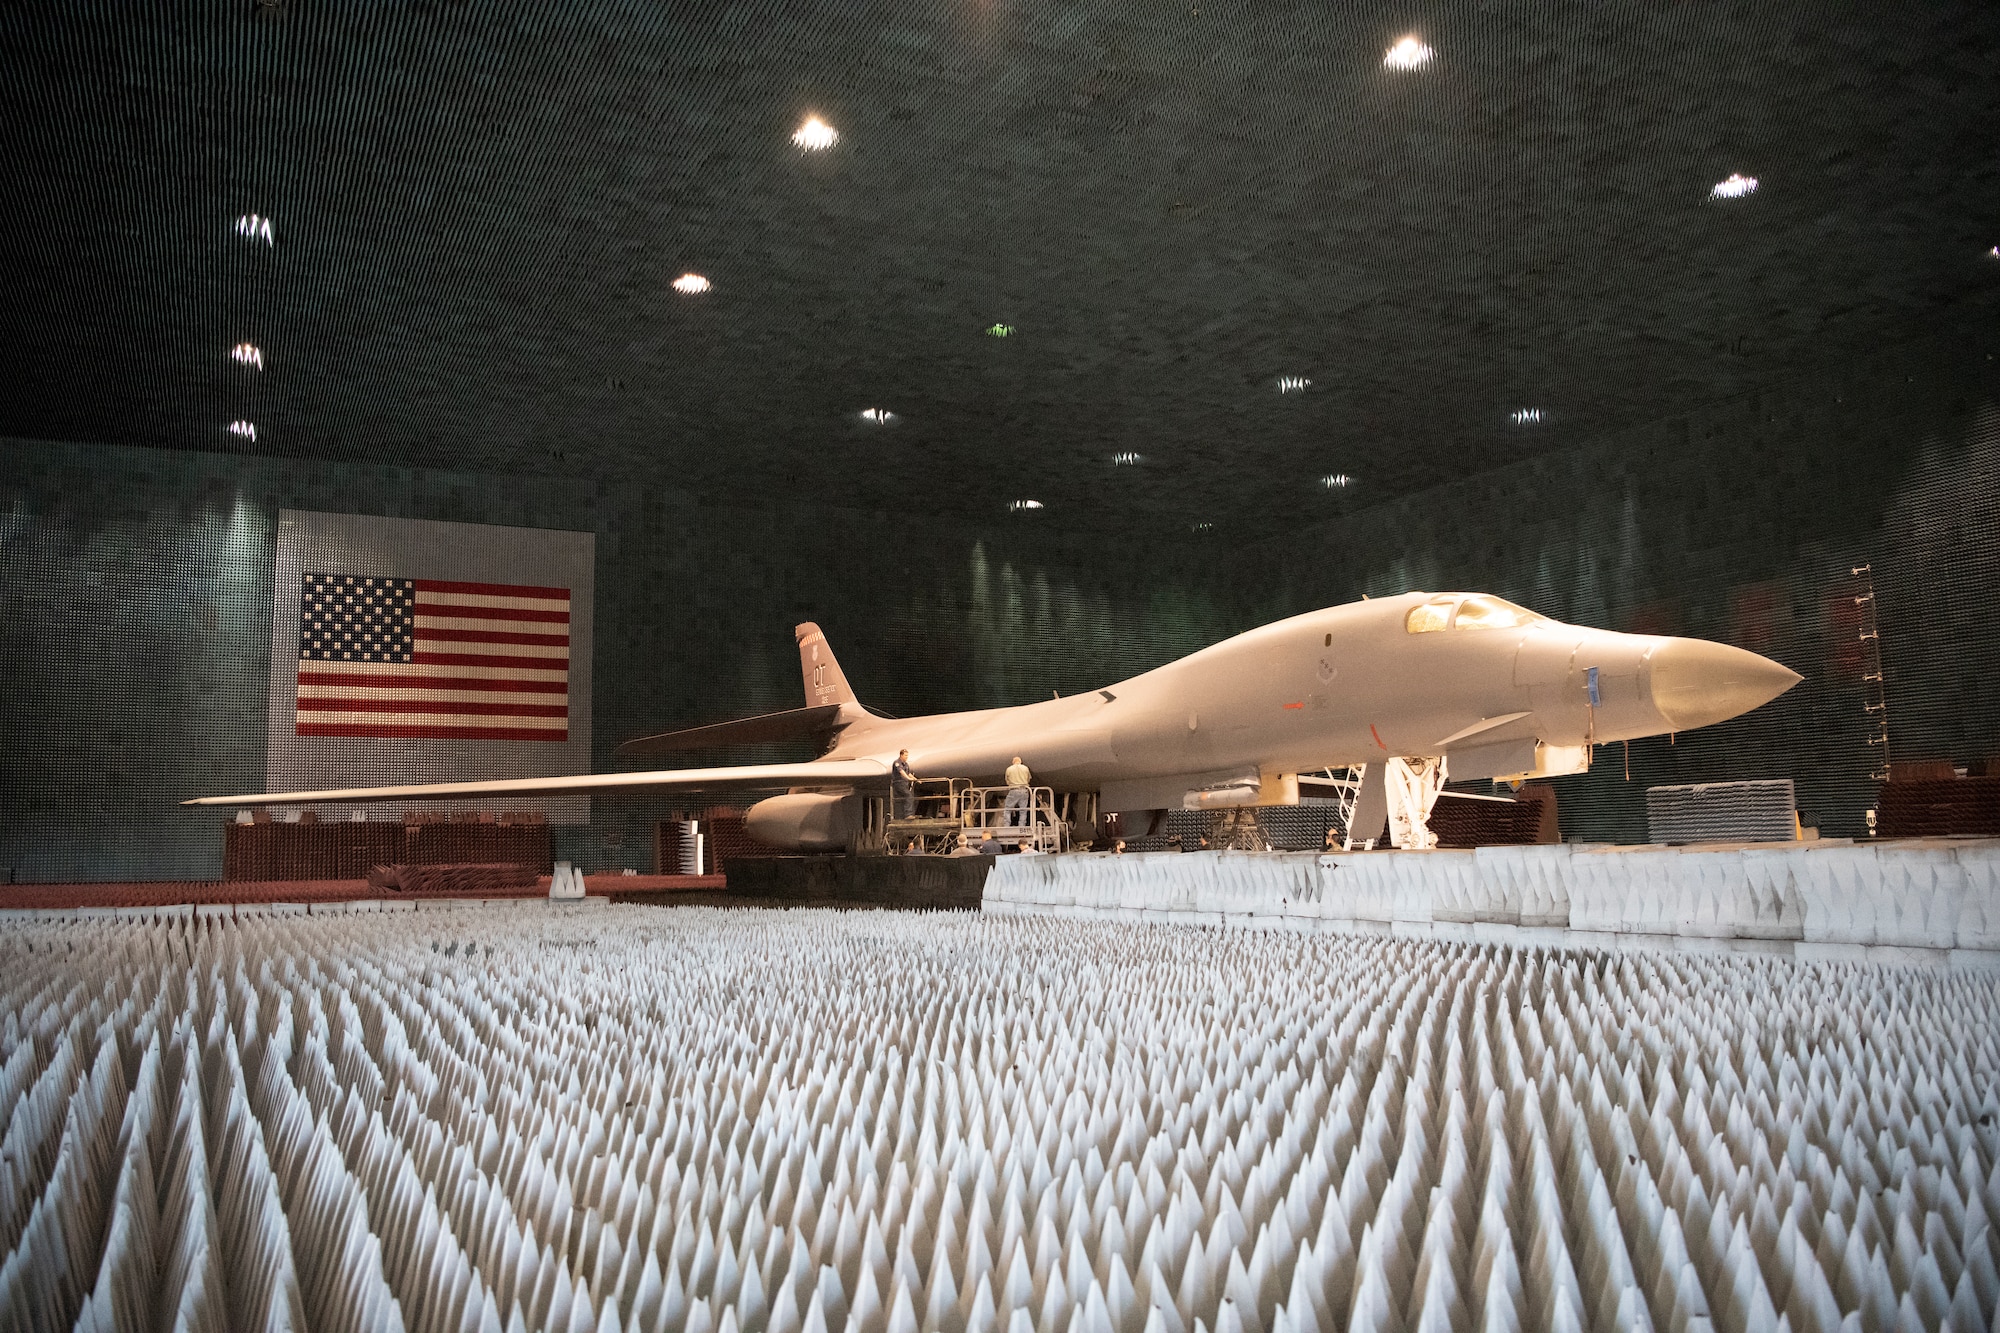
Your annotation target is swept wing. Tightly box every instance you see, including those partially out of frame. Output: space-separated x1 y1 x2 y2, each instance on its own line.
181 758 888 808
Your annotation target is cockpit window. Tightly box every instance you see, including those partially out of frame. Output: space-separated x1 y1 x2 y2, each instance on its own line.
1405 595 1456 634
1452 594 1539 630
1406 593 1542 633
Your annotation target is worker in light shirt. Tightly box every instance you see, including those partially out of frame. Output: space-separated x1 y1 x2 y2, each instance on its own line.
1003 755 1033 827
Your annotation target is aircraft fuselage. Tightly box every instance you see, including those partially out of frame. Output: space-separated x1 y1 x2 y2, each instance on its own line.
820 590 1798 811
185 590 1799 834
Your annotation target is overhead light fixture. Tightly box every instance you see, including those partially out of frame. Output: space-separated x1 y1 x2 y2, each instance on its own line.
1278 376 1311 394
1321 474 1353 490
985 323 1014 338
793 116 838 150
671 273 711 294
1987 246 1999 259
1384 36 1433 69
235 214 273 243
1009 499 1044 512
229 421 257 441
1113 452 1142 466
232 342 263 369
858 408 897 424
1510 407 1543 424
1710 173 1758 200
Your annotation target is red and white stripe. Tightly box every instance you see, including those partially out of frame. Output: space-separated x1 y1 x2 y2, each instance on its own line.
296 579 571 741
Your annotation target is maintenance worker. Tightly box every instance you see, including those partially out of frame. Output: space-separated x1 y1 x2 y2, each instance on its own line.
1003 755 1032 827
891 749 917 819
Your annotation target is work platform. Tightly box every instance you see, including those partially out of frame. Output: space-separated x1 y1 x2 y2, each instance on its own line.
982 837 2000 968
881 778 1072 854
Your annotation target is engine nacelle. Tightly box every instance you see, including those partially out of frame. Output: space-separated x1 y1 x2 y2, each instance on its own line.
743 792 856 852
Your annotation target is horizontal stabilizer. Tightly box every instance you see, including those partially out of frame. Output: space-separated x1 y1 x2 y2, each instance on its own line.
616 703 845 758
182 758 890 808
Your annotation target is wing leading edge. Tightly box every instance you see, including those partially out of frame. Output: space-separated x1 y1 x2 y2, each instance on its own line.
181 759 890 808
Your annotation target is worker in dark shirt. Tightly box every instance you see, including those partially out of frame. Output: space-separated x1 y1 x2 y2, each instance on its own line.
891 749 917 819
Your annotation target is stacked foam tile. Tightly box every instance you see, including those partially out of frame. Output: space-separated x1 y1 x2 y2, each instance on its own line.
1646 781 1798 845
3 906 1998 1332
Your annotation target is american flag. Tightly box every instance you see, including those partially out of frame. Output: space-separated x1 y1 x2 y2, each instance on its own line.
295 573 570 741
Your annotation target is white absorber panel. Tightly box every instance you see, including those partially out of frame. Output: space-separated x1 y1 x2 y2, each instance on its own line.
2 907 1997 1333
985 842 2000 957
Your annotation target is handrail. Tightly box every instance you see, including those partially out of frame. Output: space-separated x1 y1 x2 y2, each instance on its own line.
885 778 1068 853
958 785 1066 853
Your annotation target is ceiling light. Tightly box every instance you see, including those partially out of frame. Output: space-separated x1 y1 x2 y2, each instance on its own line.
1710 173 1758 200
1321 474 1353 490
1384 37 1433 70
1278 376 1311 394
1113 452 1142 466
229 421 257 441
1987 246 1999 259
1510 407 1542 424
985 323 1014 338
235 214 273 243
671 273 711 294
858 408 897 424
793 116 838 150
232 342 263 369
1009 499 1044 512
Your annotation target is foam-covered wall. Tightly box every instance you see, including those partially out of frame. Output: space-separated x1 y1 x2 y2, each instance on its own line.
3 906 1997 1330
3 323 1997 879
0 441 1223 882
1231 333 2000 843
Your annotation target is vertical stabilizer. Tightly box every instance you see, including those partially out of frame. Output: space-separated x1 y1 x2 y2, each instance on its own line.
796 623 858 707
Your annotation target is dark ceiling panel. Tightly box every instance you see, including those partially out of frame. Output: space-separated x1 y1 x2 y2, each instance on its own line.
2 0 1996 533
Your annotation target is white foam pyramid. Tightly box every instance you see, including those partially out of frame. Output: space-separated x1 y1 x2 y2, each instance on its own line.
1 907 1996 1331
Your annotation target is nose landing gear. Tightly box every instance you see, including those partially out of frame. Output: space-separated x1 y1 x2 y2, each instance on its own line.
1343 757 1448 850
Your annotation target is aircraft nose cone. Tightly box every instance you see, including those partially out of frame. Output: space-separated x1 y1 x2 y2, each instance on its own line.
1647 639 1802 731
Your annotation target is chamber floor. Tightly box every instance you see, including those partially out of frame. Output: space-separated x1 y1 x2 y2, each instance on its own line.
3 906 1995 1332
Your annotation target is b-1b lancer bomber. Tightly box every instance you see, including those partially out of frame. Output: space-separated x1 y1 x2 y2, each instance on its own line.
188 592 1800 850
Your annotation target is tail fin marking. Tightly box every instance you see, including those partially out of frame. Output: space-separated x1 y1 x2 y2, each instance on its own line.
795 622 858 707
